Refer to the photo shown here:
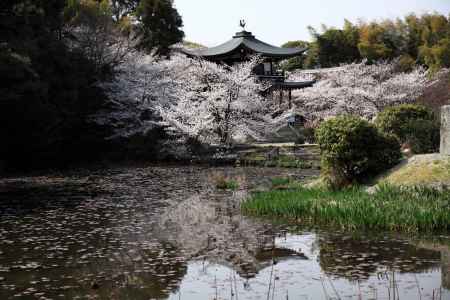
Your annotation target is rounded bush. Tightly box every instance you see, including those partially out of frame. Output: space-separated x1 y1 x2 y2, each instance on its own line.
404 119 440 154
375 104 440 154
316 115 401 187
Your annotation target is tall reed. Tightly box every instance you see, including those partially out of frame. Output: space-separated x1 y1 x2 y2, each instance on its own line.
242 185 450 232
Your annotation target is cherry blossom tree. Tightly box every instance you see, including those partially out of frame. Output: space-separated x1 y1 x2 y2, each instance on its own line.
288 60 437 122
95 50 441 150
93 53 275 146
93 52 173 140
158 56 273 145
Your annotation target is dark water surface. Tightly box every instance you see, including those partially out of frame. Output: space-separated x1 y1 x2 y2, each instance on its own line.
0 166 449 300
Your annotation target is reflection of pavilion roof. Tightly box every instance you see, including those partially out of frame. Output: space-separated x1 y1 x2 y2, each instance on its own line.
255 247 307 262
181 31 306 61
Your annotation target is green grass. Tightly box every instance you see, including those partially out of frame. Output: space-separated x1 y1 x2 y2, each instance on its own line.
379 155 450 187
242 185 450 232
270 177 304 190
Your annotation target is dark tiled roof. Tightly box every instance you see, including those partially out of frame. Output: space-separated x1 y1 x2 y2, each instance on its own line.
182 31 306 59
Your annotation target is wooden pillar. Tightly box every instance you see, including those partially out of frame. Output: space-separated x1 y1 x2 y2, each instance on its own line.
289 89 292 109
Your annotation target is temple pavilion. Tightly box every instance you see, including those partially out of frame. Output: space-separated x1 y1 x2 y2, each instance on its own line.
181 21 315 108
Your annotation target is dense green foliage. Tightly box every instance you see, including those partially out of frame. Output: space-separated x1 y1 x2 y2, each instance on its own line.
0 0 184 170
316 116 401 187
242 185 450 232
281 40 310 71
309 20 361 68
375 104 440 154
0 0 107 169
288 13 450 70
135 0 184 56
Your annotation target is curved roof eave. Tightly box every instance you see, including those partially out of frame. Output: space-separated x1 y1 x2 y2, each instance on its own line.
181 37 244 57
181 33 306 59
242 38 306 57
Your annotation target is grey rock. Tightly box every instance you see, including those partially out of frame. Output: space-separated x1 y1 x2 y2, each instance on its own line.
441 105 450 155
365 185 378 195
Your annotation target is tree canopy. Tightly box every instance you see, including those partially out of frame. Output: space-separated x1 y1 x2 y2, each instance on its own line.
135 0 184 56
290 13 450 70
0 0 185 170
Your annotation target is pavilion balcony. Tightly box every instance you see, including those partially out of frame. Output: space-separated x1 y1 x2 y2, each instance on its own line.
180 27 315 93
255 70 286 83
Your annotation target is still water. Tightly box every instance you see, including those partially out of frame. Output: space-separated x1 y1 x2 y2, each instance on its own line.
0 166 449 299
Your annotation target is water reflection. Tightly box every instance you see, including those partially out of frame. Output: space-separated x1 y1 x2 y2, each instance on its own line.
169 235 448 300
0 166 448 299
318 233 441 280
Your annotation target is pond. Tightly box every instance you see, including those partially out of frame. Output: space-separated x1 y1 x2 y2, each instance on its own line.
0 166 449 300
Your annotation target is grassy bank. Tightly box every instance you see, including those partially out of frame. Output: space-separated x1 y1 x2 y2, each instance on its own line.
242 184 450 232
377 154 450 188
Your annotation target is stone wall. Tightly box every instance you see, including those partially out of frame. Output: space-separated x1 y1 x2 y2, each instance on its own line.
441 105 450 155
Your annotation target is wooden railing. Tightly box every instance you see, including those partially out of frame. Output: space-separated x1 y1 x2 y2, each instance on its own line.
255 70 286 82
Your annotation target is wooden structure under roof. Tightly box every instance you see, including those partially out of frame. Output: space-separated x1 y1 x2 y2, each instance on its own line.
181 22 315 108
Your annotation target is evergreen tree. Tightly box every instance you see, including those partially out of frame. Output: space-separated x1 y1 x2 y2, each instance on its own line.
135 0 184 56
303 13 449 69
280 40 309 70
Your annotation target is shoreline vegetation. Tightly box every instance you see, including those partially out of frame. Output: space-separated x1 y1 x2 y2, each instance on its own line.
239 108 449 233
242 182 450 233
241 154 450 233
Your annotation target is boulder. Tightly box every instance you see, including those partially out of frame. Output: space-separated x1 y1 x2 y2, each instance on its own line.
441 105 450 155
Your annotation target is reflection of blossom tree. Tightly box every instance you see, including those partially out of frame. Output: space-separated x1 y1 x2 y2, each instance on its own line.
155 188 307 278
156 193 264 276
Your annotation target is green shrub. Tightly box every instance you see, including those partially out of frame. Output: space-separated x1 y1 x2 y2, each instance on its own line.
316 116 401 188
405 119 441 154
375 104 440 154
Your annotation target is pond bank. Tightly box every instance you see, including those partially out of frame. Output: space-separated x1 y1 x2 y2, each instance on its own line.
235 143 320 169
242 155 450 233
374 153 450 189
0 144 320 178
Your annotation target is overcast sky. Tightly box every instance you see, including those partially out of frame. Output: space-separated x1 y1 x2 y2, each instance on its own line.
174 0 450 47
